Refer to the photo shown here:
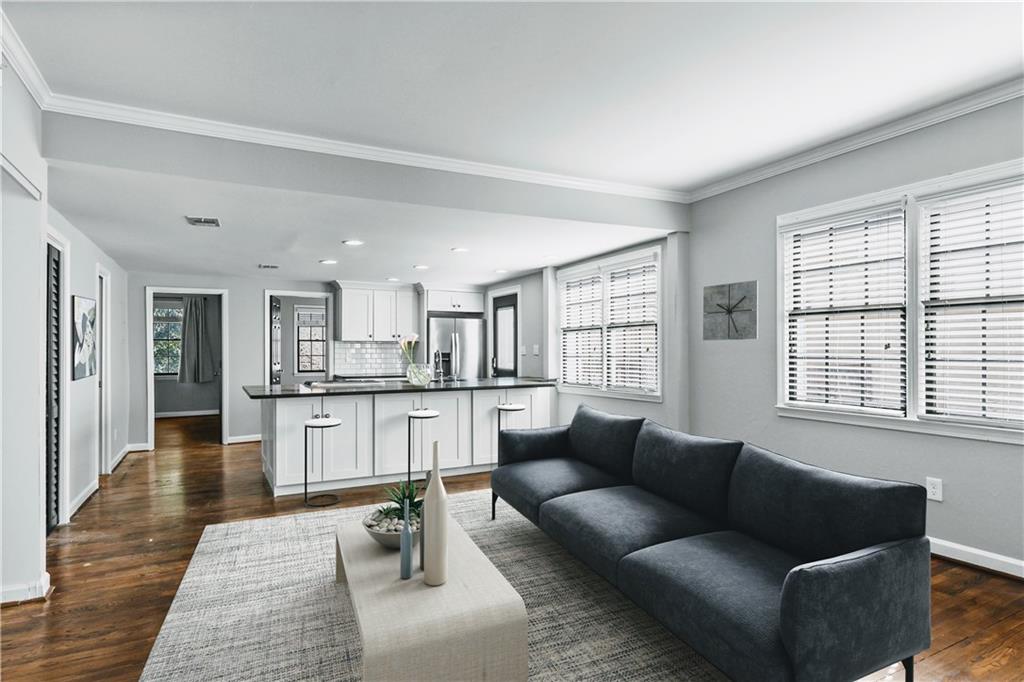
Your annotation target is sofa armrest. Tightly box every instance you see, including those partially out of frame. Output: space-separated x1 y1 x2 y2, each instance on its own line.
498 426 571 466
780 536 931 682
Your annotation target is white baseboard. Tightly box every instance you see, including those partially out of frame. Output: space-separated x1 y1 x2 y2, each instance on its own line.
155 409 221 418
127 441 153 453
930 537 1024 578
225 434 261 444
1 571 51 604
111 443 131 471
69 480 99 518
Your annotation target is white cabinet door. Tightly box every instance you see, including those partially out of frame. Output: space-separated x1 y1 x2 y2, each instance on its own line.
275 398 320 486
374 393 422 476
422 391 472 470
321 395 374 481
372 289 397 342
505 388 539 429
341 288 374 341
396 288 418 339
426 290 451 311
451 291 484 313
471 389 504 465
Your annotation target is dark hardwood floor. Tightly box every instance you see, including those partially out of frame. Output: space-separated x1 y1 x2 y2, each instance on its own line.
1 415 1021 680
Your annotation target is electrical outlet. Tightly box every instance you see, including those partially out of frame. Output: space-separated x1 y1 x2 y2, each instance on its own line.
926 477 943 502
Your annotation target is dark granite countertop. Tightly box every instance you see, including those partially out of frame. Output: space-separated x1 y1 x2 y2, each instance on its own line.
243 376 558 399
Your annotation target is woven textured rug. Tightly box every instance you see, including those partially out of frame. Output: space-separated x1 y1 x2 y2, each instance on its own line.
141 489 725 681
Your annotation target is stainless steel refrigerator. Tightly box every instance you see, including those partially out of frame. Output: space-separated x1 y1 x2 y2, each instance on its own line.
427 314 486 380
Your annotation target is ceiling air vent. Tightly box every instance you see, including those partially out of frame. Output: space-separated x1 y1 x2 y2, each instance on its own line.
185 216 221 227
258 264 280 270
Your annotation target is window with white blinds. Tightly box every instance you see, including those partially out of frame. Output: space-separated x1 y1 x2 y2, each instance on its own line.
558 248 660 397
778 163 1023 441
783 206 907 414
919 182 1023 426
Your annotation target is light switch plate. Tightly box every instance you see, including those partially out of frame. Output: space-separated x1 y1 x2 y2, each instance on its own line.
926 477 943 502
519 345 526 356
532 344 540 356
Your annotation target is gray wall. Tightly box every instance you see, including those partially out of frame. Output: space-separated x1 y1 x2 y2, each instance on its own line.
487 272 546 378
279 296 328 385
154 294 223 415
687 98 1024 561
126 272 331 443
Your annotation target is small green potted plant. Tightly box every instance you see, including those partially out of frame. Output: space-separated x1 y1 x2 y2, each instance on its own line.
362 480 423 548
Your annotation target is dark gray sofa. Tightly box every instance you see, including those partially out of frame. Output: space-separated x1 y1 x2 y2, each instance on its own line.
490 405 930 682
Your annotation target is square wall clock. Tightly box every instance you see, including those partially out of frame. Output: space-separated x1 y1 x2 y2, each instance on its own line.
703 280 757 340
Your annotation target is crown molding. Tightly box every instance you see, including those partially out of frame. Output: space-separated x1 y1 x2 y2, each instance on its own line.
1 12 51 107
686 78 1024 202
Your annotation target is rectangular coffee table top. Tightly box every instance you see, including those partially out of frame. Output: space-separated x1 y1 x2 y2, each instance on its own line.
336 518 526 644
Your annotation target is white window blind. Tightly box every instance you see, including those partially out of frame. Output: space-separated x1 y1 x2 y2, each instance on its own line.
558 249 660 396
783 206 907 414
919 182 1024 425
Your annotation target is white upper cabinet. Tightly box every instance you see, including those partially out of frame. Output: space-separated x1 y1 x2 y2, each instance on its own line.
372 289 398 341
426 289 484 313
340 288 374 341
337 284 419 342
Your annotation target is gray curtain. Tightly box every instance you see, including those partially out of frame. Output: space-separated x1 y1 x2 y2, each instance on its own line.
178 295 215 384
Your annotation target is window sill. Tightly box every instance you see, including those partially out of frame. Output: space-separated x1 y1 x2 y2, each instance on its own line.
558 384 663 404
776 404 1023 445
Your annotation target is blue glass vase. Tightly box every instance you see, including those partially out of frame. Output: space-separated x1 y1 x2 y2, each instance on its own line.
400 499 413 580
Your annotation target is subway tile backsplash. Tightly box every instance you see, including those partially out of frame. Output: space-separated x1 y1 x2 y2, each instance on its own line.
334 341 408 377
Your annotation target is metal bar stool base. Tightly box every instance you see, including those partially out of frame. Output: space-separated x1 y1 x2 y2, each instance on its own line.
305 493 340 508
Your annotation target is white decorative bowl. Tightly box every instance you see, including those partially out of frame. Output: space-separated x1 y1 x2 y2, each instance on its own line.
362 512 421 549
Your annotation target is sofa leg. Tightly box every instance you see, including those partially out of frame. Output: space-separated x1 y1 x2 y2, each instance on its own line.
491 492 498 520
902 656 914 682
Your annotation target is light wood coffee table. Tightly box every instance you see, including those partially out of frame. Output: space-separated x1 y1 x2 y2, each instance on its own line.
335 518 528 681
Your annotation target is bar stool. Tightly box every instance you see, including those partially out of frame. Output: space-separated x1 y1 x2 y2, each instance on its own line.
408 408 439 570
304 414 342 507
492 403 525 520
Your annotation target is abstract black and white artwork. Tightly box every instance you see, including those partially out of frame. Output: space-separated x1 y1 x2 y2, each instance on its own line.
72 295 97 380
703 280 757 340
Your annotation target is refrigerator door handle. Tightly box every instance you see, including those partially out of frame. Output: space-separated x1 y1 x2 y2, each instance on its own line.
452 332 460 378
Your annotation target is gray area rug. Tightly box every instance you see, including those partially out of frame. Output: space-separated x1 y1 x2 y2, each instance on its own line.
141 489 725 681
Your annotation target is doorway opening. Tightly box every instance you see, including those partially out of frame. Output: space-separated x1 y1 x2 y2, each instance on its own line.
146 287 229 448
487 285 521 378
263 290 334 386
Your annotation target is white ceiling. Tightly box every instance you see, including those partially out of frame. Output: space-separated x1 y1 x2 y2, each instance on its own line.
7 2 1022 193
48 161 669 283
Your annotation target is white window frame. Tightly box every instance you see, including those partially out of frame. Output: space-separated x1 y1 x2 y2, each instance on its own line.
557 245 663 402
776 159 1023 445
294 304 328 376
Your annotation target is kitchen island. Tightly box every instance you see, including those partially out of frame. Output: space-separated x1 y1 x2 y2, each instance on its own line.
244 377 557 497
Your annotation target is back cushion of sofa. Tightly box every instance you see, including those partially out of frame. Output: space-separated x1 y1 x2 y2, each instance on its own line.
568 405 645 481
728 444 927 561
632 421 743 520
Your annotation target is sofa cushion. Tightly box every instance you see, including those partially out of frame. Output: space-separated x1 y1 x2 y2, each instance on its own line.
491 458 622 525
538 486 721 584
632 421 743 521
728 444 927 561
568 405 645 481
618 531 801 682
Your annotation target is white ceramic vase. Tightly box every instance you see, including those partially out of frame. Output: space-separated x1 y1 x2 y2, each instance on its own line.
422 441 448 586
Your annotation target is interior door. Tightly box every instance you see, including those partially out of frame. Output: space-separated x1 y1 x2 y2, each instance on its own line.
97 273 104 473
45 244 61 534
492 294 518 377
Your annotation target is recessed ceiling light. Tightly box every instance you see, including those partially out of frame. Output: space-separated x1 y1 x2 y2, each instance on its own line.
495 269 509 274
342 239 364 246
413 264 430 270
319 259 338 265
450 247 469 253
386 277 400 282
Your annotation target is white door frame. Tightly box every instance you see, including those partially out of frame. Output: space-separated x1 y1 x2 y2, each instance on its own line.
44 226 72 525
96 265 112 474
263 289 334 385
145 287 230 448
485 284 523 377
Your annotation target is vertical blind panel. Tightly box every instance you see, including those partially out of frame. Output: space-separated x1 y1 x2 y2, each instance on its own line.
560 328 604 387
607 262 658 325
560 274 603 329
920 182 1024 424
787 309 907 412
784 207 906 311
605 324 658 392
